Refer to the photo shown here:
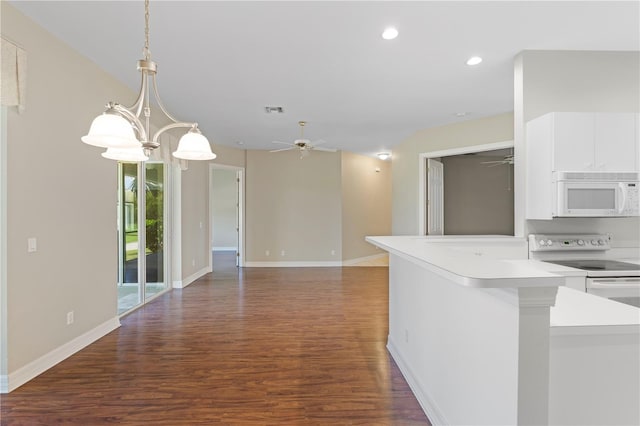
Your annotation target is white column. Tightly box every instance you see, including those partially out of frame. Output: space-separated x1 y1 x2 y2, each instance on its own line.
517 286 558 425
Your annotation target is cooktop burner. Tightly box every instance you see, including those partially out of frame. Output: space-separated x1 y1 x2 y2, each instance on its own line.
545 259 640 272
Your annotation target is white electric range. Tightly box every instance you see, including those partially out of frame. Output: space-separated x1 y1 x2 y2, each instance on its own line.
529 234 640 307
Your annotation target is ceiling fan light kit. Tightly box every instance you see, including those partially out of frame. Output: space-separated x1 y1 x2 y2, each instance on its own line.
81 0 216 163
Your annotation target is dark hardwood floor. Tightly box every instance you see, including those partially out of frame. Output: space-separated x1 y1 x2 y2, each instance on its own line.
1 252 430 425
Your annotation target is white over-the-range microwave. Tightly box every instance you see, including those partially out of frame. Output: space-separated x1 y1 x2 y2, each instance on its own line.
553 171 640 217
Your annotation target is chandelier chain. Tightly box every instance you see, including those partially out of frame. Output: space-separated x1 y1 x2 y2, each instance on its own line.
144 0 150 59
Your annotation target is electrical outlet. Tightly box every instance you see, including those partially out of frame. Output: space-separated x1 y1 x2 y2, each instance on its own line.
265 250 270 256
27 237 37 253
192 259 195 267
331 250 336 256
405 329 409 343
280 250 285 256
67 311 74 325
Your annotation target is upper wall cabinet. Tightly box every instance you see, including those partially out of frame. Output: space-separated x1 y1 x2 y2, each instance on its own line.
594 113 638 172
525 112 640 220
529 112 639 172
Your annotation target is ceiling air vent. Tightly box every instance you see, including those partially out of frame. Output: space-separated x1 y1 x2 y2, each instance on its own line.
264 106 284 114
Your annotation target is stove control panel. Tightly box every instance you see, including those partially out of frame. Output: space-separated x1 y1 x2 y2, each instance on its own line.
528 234 611 251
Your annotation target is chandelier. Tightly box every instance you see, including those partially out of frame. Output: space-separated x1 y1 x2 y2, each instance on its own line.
81 0 216 162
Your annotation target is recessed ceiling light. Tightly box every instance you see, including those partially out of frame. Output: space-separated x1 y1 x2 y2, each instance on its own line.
466 56 483 66
377 152 391 160
382 27 398 40
455 112 469 117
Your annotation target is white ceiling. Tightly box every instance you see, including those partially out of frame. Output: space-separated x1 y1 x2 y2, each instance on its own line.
8 1 640 157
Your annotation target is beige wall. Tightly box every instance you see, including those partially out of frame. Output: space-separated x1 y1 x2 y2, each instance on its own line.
392 113 514 235
210 143 245 169
441 156 514 235
1 4 127 373
245 149 342 263
341 151 391 261
515 51 640 242
181 161 211 277
0 4 240 379
211 169 238 249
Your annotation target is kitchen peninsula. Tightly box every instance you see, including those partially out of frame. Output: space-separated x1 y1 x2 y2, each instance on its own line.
366 235 639 426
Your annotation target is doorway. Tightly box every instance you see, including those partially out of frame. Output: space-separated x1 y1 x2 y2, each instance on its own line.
117 162 169 314
210 166 244 270
419 141 514 236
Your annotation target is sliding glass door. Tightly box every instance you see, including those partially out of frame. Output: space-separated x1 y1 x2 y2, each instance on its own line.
144 163 165 300
117 162 167 314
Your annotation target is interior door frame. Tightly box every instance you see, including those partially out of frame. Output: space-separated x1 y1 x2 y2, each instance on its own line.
209 164 245 268
418 140 514 235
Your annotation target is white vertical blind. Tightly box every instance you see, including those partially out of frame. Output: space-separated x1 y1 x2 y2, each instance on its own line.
0 37 27 113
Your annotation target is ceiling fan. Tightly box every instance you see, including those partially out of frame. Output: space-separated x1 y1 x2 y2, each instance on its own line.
270 121 337 158
481 150 514 167
480 149 514 191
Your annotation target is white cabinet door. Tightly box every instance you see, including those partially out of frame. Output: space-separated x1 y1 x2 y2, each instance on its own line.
594 113 638 171
552 112 595 171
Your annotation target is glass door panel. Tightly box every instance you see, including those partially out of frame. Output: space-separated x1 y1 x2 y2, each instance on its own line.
118 163 142 314
145 162 165 300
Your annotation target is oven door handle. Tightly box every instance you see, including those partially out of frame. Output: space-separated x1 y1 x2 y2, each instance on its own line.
587 279 640 289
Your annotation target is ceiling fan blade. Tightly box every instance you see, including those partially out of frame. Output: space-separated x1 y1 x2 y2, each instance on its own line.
312 139 327 146
272 141 294 146
313 146 337 152
269 147 295 153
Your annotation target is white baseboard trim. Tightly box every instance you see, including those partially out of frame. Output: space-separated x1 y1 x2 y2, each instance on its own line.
245 261 342 267
244 254 388 268
173 266 211 289
212 247 236 252
387 335 448 425
1 317 121 394
342 253 388 266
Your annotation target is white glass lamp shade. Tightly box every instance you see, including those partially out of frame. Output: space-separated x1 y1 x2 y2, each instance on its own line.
101 146 149 162
172 131 217 160
81 113 141 148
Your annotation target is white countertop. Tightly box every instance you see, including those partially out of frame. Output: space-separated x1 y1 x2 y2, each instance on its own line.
504 259 587 277
366 235 564 289
505 259 640 328
551 286 640 330
367 235 640 328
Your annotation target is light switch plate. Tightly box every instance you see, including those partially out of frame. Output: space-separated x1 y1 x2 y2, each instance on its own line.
27 237 37 253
